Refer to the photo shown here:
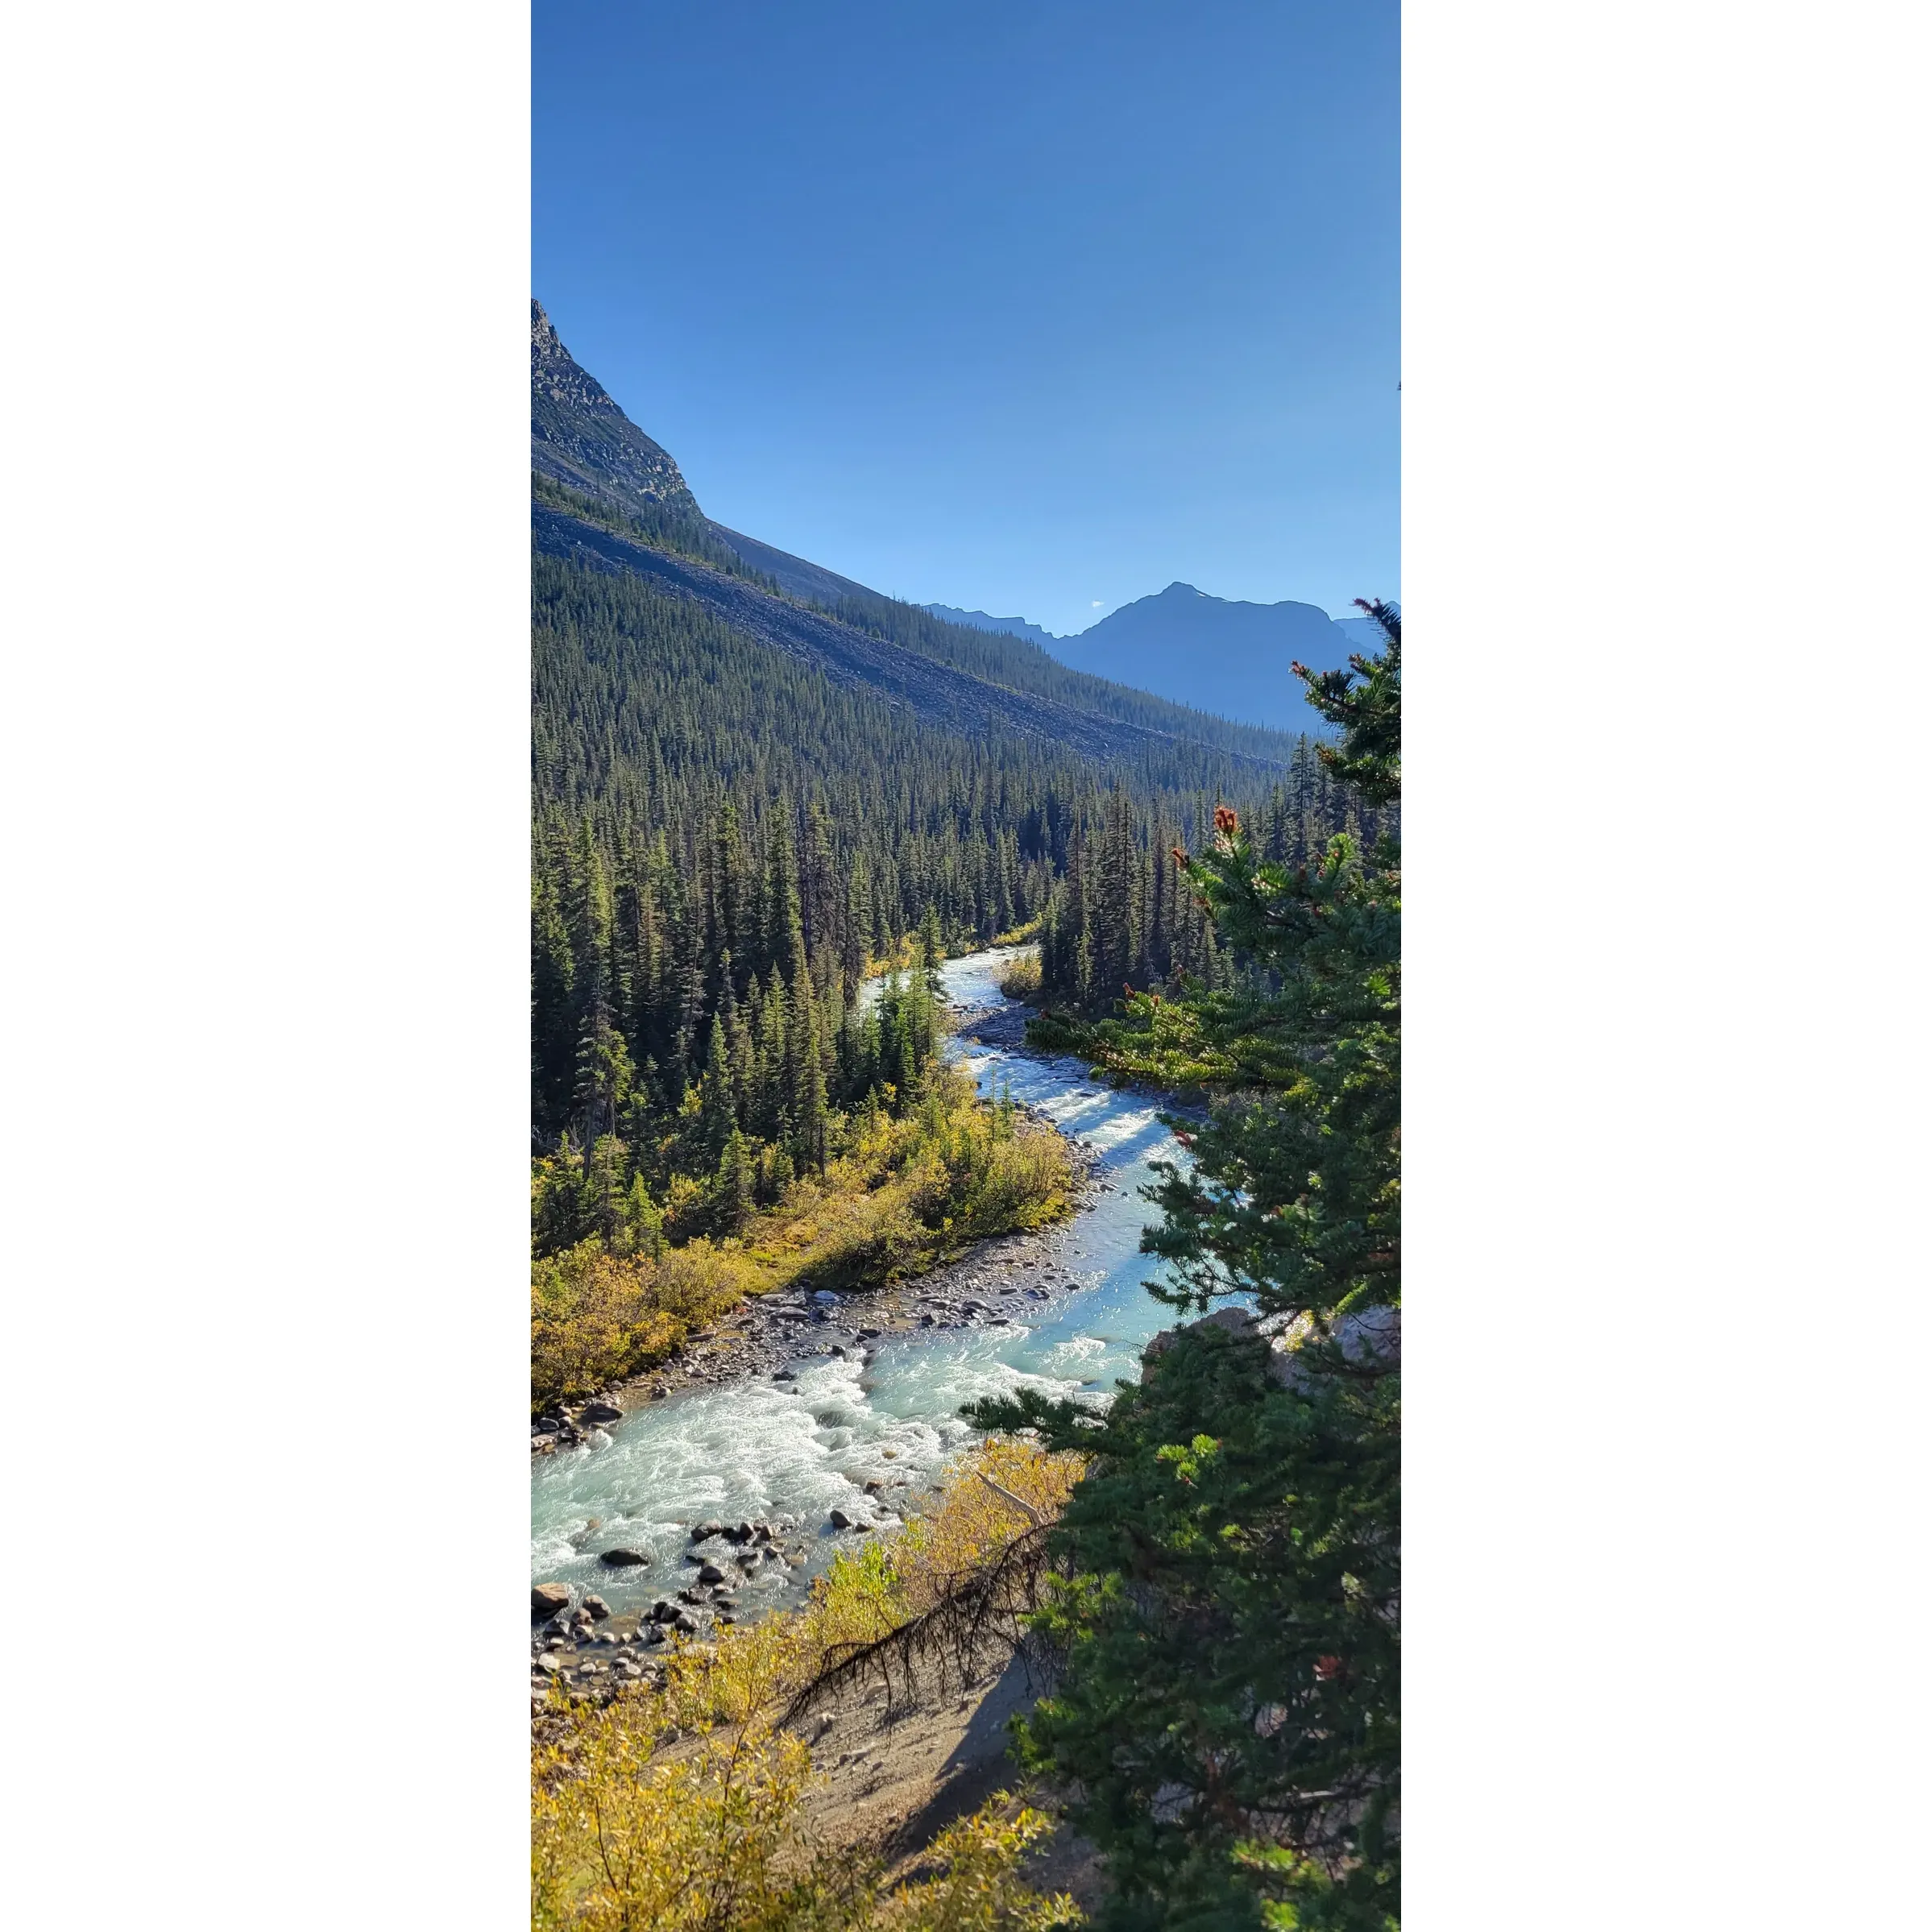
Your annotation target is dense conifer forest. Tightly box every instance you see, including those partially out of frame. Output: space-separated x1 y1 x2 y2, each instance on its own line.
530 547 1375 1246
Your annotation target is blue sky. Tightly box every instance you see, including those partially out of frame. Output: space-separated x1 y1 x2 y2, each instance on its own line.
534 1 1397 638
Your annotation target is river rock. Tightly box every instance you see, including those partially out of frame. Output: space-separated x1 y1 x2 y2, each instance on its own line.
648 1600 678 1623
581 1401 623 1424
697 1562 727 1585
828 1507 854 1530
599 1548 651 1567
532 1582 571 1618
690 1520 725 1542
534 1653 563 1675
583 1594 610 1620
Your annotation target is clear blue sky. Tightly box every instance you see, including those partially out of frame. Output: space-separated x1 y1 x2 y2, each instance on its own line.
534 2 1398 638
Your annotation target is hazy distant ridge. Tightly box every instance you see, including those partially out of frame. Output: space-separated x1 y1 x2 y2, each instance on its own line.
1047 583 1357 732
921 604 1060 649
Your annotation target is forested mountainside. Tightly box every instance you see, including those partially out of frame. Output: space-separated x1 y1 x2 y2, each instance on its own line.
529 298 1384 1263
531 556 1373 1138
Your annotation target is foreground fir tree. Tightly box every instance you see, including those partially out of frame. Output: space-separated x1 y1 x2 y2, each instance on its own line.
972 600 1401 1931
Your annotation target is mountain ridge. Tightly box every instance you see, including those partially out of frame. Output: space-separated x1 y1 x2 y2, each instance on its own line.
531 301 699 520
530 301 1308 769
921 604 1060 649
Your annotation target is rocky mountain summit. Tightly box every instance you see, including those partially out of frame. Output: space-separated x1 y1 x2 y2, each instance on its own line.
531 299 699 520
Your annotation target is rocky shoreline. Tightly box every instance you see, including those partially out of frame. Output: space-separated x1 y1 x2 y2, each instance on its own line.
526 1201 1122 1700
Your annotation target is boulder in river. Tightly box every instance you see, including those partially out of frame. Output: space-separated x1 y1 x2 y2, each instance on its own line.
532 1582 571 1618
582 1594 610 1620
580 1401 623 1424
697 1562 728 1585
828 1507 854 1530
690 1520 725 1542
599 1548 651 1567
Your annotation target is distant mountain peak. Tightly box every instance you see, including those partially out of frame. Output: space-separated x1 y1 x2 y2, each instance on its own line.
1049 583 1355 731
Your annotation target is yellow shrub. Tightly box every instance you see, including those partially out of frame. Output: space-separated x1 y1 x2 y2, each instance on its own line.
533 1443 1088 1926
895 1441 1082 1602
530 1241 752 1411
995 951 1043 1001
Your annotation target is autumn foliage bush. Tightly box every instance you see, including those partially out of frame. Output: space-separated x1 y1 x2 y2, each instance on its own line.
996 949 1043 1003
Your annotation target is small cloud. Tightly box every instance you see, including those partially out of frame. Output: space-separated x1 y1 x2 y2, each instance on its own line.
1090 600 1105 607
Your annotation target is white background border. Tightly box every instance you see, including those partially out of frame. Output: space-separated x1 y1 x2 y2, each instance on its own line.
4 2 1928 1923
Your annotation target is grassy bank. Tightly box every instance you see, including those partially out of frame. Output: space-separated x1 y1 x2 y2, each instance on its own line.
532 1067 1075 1412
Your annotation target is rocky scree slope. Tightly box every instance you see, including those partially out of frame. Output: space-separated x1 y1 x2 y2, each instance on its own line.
532 300 699 519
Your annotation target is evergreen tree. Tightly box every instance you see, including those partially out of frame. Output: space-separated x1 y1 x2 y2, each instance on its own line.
973 600 1402 1932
